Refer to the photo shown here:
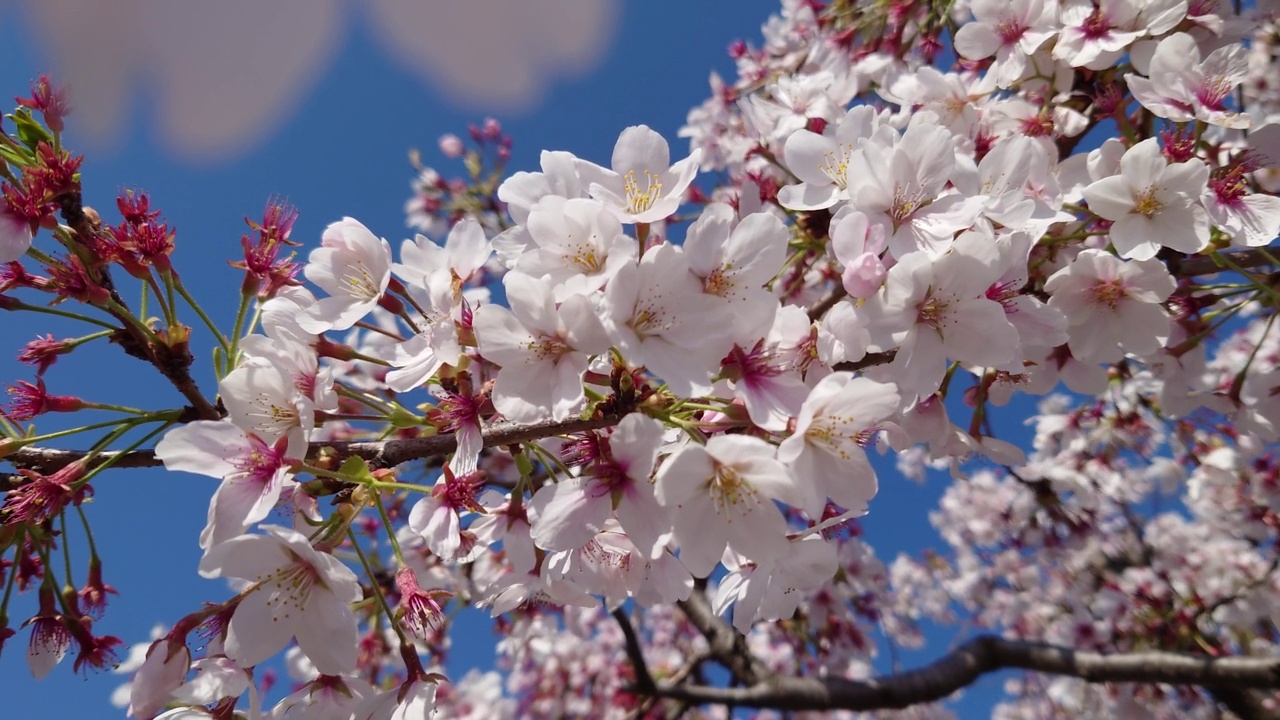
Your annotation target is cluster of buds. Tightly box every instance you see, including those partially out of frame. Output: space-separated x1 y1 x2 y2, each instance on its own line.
231 197 301 298
407 118 513 240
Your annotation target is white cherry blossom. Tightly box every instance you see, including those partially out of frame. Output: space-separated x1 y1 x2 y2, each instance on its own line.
473 272 609 423
576 125 702 224
655 434 802 576
1045 248 1176 363
1083 137 1209 260
296 217 391 333
154 420 295 552
1127 33 1251 128
778 105 889 211
198 525 362 675
953 0 1057 88
602 242 733 397
777 373 900 516
513 196 637 301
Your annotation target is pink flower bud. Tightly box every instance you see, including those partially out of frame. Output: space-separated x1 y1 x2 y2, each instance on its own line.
438 133 464 158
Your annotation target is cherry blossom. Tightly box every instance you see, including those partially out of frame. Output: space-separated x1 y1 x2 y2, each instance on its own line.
473 272 610 422
0 207 33 262
777 105 888 211
1082 137 1210 260
1127 33 1251 128
1044 248 1176 364
198 525 362 674
511 196 636 301
777 373 900 516
953 0 1057 87
602 242 733 397
529 413 669 558
860 229 1020 397
296 217 392 333
219 358 315 457
17 0 1280 715
654 434 802 577
154 420 295 551
576 125 702 224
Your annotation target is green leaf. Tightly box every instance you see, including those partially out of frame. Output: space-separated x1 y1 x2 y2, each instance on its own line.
7 109 52 151
338 455 376 485
0 142 35 168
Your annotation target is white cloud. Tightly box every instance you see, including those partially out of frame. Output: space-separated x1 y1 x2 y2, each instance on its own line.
17 0 618 162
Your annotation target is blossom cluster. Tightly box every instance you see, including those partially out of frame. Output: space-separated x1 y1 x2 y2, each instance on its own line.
3 0 1280 716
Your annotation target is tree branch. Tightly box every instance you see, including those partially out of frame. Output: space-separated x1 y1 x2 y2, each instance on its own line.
806 285 847 322
648 634 1280 712
613 607 657 696
2 412 629 487
1176 248 1277 278
677 585 771 687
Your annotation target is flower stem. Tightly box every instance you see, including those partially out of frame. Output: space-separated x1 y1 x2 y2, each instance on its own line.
347 527 412 649
371 491 406 566
224 288 255 371
5 299 118 330
172 276 231 352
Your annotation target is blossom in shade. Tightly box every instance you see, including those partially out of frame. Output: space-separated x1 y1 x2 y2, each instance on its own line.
777 373 900 516
1045 248 1175 363
713 535 838 633
128 636 191 720
655 434 802 576
198 525 362 675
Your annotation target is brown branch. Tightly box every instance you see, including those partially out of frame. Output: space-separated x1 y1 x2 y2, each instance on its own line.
613 607 657 697
806 285 847 322
3 412 628 484
832 350 896 374
648 634 1280 712
1211 687 1280 720
1176 248 1277 278
677 585 771 687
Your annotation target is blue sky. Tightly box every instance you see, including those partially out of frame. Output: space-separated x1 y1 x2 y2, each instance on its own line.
0 2 1013 716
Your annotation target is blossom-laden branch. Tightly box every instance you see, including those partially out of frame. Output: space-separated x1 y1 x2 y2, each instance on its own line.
1 412 629 488
648 634 1280 714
